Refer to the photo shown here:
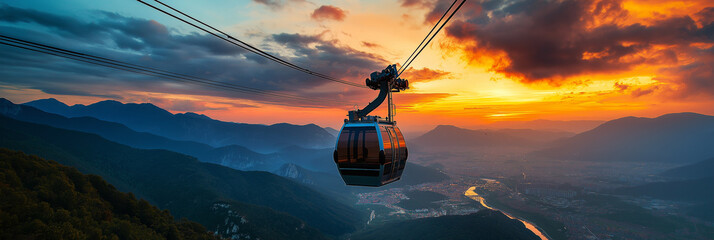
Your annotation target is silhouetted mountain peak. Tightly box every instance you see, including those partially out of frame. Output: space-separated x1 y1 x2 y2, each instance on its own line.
0 98 12 105
428 125 480 135
23 98 70 114
0 98 21 116
24 97 67 107
658 112 708 119
433 124 460 130
87 100 173 117
415 125 576 151
91 99 123 106
178 112 212 120
535 112 714 163
574 113 714 139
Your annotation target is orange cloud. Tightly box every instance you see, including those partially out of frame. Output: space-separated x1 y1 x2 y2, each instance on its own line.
400 67 451 83
311 5 347 22
442 0 714 96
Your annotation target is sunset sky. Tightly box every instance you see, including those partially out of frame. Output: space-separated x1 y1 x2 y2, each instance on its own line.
1 0 713 131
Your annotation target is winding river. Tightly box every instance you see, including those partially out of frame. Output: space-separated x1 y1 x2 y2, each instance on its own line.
464 186 550 240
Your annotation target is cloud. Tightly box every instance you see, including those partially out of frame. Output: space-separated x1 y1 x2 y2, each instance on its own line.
361 41 380 48
631 85 660 97
697 7 714 26
443 0 714 90
399 0 481 24
0 4 387 108
252 0 306 10
400 67 451 83
400 0 426 8
270 32 387 79
311 5 347 22
660 48 714 96
0 3 104 39
614 82 629 91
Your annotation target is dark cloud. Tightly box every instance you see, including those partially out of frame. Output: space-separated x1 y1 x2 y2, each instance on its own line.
311 5 347 22
399 0 481 24
0 4 387 108
38 86 124 99
423 0 464 24
443 0 714 89
631 85 660 97
0 4 104 39
663 47 714 96
270 32 387 81
696 7 714 26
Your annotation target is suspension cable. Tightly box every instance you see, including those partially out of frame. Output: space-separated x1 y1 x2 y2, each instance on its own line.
137 0 366 88
398 0 466 77
398 0 459 73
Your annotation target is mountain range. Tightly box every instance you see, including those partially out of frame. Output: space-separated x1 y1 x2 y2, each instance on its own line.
410 125 575 152
660 157 714 180
24 98 335 153
0 115 361 238
1 98 305 172
533 113 714 164
481 119 604 133
2 98 448 190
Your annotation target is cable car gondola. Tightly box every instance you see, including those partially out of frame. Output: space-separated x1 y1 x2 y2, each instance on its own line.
333 65 409 187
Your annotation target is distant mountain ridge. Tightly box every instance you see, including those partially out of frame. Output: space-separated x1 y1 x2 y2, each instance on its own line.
483 119 604 133
1 98 285 171
660 157 714 180
533 112 714 164
24 98 335 153
411 125 574 151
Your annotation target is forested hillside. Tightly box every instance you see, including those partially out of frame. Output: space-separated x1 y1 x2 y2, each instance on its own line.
0 148 219 240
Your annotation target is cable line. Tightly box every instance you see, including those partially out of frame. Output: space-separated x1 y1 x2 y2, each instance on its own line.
137 0 366 88
0 35 348 104
397 0 466 77
398 0 459 73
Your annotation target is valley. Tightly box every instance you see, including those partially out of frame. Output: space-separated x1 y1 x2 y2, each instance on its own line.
2 98 714 239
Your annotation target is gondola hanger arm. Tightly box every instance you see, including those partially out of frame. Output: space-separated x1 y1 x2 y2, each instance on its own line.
347 64 408 122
